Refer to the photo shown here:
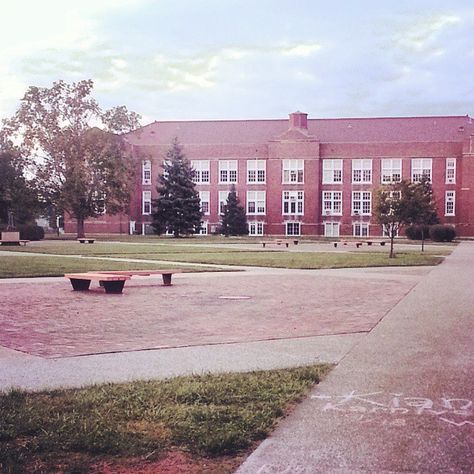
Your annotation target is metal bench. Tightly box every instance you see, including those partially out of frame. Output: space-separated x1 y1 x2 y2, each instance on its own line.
65 273 130 294
260 239 292 248
91 269 183 286
77 238 96 244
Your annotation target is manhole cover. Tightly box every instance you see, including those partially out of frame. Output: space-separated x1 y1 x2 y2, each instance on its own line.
218 296 251 300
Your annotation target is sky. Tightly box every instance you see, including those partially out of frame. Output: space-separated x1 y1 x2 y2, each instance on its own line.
1 0 473 125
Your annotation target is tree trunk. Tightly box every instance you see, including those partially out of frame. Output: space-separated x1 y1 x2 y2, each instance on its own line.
77 217 85 239
389 235 395 258
421 228 425 252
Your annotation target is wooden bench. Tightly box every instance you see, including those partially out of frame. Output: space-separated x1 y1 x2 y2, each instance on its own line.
260 239 294 248
92 269 183 286
333 241 363 248
0 231 29 246
78 238 95 244
65 273 130 294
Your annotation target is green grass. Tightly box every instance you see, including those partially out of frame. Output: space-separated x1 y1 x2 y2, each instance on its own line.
0 255 222 278
0 365 331 472
108 250 445 269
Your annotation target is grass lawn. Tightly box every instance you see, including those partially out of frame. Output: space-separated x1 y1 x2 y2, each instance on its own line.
0 255 222 278
0 365 331 473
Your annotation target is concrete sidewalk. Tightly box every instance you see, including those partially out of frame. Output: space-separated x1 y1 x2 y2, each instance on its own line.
237 242 474 473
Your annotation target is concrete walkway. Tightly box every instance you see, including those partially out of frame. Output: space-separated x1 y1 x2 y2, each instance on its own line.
237 242 474 473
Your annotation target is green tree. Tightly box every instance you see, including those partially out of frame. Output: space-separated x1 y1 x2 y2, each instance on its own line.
152 138 203 237
220 185 248 236
3 80 140 238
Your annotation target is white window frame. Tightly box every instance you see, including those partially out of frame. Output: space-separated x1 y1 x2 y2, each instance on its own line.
282 191 304 215
191 160 210 184
382 224 399 238
199 191 210 215
142 160 152 185
352 191 372 216
445 191 456 216
248 221 264 236
353 222 369 237
285 222 301 236
142 191 152 215
323 159 343 184
247 160 266 183
381 159 402 184
219 191 230 215
352 159 372 184
247 191 266 215
411 158 432 183
322 191 342 216
446 158 456 184
324 222 340 237
219 160 238 184
196 221 208 235
282 159 304 184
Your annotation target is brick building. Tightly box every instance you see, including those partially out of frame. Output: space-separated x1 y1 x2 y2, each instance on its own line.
65 112 474 237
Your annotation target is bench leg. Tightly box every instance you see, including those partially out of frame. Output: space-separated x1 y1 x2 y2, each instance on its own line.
285 243 289 248
102 280 125 294
70 278 91 291
262 243 266 248
162 274 172 286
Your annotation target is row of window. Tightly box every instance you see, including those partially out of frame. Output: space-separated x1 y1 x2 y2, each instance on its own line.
142 190 457 217
142 158 457 185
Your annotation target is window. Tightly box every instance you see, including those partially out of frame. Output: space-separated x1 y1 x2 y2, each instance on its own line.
411 158 432 183
219 160 238 183
446 158 456 184
282 191 304 215
191 160 210 184
286 222 301 236
382 224 399 238
196 222 208 235
353 222 369 237
247 191 266 215
248 221 264 236
322 191 342 215
352 191 372 216
219 191 230 215
323 159 343 184
282 160 304 183
352 159 372 183
324 222 340 237
199 191 210 215
142 191 151 215
142 160 152 185
381 159 402 183
445 191 455 216
247 160 266 183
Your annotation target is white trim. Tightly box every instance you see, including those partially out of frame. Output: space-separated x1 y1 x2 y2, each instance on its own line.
282 159 304 184
445 190 456 216
247 160 266 184
142 190 152 215
282 190 304 215
446 158 456 184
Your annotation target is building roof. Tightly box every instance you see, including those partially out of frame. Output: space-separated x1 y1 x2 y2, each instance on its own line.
125 115 473 146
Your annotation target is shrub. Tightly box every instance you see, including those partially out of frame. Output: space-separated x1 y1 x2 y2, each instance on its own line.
405 225 431 240
429 224 456 242
18 224 45 241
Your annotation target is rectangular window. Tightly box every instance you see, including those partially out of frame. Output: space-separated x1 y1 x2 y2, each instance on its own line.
199 191 210 215
142 191 151 215
411 158 432 183
352 159 372 183
191 160 210 184
282 191 304 215
219 191 230 215
247 191 266 215
322 159 343 184
382 224 399 238
286 222 301 236
142 160 152 185
322 191 342 215
445 191 456 216
446 158 456 184
247 160 266 183
352 191 372 216
353 222 369 237
219 160 238 183
381 159 402 184
248 221 264 236
196 222 208 235
324 222 340 237
282 159 304 183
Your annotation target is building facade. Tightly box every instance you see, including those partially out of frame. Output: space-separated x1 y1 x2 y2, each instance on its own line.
65 112 474 237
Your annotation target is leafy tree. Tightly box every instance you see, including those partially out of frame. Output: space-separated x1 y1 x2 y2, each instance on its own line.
2 80 140 238
152 138 202 237
220 185 248 236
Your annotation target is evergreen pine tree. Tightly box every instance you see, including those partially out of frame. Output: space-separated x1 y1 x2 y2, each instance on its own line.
221 185 248 236
152 138 203 237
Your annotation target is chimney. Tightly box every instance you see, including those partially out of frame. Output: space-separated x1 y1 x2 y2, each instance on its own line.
289 111 308 130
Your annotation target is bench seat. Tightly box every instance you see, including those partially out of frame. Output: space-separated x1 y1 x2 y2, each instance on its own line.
260 239 292 248
91 269 183 286
77 238 95 244
65 273 130 294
